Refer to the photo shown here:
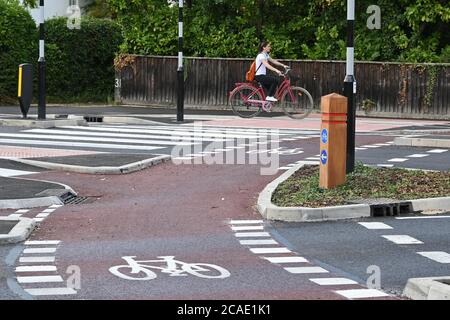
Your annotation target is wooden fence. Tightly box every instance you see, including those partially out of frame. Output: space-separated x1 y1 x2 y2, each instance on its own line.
115 55 450 119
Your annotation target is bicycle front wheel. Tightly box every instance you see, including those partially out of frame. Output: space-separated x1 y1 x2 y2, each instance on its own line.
229 85 263 118
280 86 314 119
109 265 157 281
183 263 231 279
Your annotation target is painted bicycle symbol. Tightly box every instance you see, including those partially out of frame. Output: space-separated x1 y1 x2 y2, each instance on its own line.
109 256 231 281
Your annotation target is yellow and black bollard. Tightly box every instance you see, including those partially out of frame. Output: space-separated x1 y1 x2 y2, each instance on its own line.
18 63 33 119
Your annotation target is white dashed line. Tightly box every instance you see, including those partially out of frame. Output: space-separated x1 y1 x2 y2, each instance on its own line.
395 215 450 220
382 235 423 245
8 214 23 219
377 164 394 168
284 267 329 274
24 240 61 245
295 160 320 165
15 209 30 214
417 251 450 264
19 256 56 263
41 209 56 213
16 265 57 272
35 213 51 218
335 289 389 299
239 239 278 245
263 257 308 264
234 232 271 238
23 248 57 254
360 145 381 148
310 278 358 286
305 157 320 161
406 154 429 158
358 222 393 230
427 149 448 153
355 147 368 150
25 288 77 296
388 158 408 162
229 220 263 225
249 248 291 254
17 276 64 284
231 226 264 231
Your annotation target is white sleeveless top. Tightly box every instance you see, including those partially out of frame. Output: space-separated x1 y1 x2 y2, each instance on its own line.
255 52 269 76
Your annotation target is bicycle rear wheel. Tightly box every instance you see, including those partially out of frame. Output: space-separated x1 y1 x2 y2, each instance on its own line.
229 85 263 118
280 86 314 119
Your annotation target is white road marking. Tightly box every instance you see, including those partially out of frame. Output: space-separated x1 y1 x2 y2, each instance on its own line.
19 256 56 263
35 213 50 218
382 235 423 245
234 232 271 238
407 154 429 158
17 275 63 284
310 278 358 286
396 215 450 220
360 145 381 148
231 226 264 231
8 214 23 219
0 138 164 151
239 239 278 246
25 288 77 296
387 158 409 162
23 248 57 254
355 147 368 150
373 143 392 146
335 289 389 299
0 168 37 177
295 160 320 165
33 218 44 222
305 157 320 161
41 209 56 213
278 167 294 170
15 209 30 213
15 265 57 272
229 220 264 225
263 257 308 264
0 132 196 147
49 205 63 208
358 222 393 230
25 128 227 143
417 251 450 264
427 149 448 153
250 248 291 254
60 126 261 139
284 267 329 274
24 240 61 245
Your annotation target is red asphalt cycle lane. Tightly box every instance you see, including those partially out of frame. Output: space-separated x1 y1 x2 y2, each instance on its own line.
15 137 400 300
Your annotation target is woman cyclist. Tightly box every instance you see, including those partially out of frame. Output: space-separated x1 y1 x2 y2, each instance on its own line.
254 41 288 102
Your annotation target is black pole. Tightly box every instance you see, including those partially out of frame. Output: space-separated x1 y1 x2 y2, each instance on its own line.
38 0 46 120
177 0 184 122
345 0 355 173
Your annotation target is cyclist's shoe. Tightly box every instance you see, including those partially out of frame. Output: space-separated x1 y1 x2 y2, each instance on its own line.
266 96 278 102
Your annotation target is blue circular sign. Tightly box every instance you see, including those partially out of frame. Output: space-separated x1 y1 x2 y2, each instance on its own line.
320 150 328 165
321 129 328 144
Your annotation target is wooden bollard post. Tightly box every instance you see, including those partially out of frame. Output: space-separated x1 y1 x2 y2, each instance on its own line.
319 93 348 189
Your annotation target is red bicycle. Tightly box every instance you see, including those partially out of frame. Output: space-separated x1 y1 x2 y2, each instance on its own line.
228 67 314 119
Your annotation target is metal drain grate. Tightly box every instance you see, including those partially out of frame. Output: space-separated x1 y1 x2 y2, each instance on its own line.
370 202 413 217
83 116 103 123
63 195 95 205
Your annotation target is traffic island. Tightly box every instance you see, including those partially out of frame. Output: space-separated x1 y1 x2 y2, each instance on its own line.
257 163 450 222
11 153 171 175
0 217 36 244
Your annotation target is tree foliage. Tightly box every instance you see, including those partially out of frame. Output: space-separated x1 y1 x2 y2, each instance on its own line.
105 0 449 62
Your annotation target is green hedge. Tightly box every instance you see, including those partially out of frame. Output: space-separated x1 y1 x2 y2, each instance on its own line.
0 0 122 104
0 0 36 104
45 17 123 102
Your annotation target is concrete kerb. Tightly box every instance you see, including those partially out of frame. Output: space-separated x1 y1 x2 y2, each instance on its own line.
0 177 74 209
0 217 37 244
257 164 450 223
403 277 450 300
394 136 450 148
11 155 171 175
